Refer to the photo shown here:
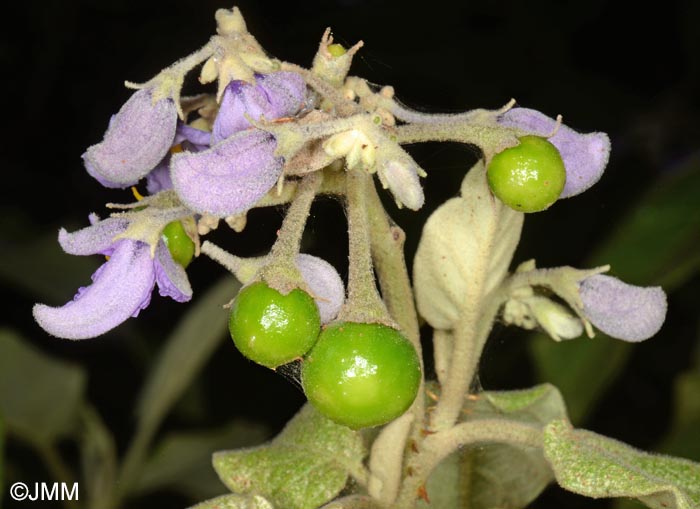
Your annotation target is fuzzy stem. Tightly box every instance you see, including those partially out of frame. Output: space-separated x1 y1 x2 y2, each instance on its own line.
338 170 388 323
380 97 515 124
432 329 452 387
262 173 321 291
395 419 542 508
429 288 505 431
395 122 521 161
364 179 426 505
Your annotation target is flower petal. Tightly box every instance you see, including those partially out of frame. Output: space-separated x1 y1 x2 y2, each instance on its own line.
377 159 425 210
296 254 345 323
257 71 307 118
154 241 193 302
498 108 611 198
212 72 306 144
83 88 178 188
145 160 173 194
33 240 156 339
58 216 129 256
175 122 211 149
579 274 667 342
171 129 283 217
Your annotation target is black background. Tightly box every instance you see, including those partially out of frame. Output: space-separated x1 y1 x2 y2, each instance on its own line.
3 0 700 508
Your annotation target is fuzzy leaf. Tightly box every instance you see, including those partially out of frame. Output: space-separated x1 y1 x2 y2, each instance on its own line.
213 404 366 509
0 329 86 444
135 420 268 499
188 494 274 509
544 419 700 509
421 384 567 509
414 161 523 329
136 276 240 436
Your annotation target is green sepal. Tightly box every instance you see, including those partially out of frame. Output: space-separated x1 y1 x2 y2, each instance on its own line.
213 404 366 509
544 419 700 509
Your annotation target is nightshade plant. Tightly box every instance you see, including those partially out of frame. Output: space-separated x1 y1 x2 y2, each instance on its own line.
29 6 699 509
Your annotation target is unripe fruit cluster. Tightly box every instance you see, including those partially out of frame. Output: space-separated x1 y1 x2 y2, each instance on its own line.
227 282 421 429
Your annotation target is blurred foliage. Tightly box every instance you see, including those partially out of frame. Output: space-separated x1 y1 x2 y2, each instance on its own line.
530 156 700 424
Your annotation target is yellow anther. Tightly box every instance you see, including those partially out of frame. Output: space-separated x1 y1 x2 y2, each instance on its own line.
131 186 145 201
170 143 184 154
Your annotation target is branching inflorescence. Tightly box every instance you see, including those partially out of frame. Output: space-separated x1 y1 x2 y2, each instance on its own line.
31 6 690 509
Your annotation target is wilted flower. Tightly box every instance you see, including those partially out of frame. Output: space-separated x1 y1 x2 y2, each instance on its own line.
33 215 192 340
296 254 345 323
579 274 667 342
497 107 611 198
172 72 307 217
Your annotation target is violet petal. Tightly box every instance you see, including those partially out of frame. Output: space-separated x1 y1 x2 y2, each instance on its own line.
212 72 306 144
579 274 667 342
498 108 611 198
154 241 193 302
171 129 283 217
296 254 345 323
58 216 130 256
33 240 156 339
84 88 178 188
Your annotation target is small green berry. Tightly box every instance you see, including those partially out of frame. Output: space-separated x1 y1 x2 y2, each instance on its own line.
229 282 321 368
301 322 421 429
327 43 347 57
161 220 195 268
487 135 566 212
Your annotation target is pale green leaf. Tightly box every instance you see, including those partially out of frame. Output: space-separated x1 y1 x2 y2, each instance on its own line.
213 404 366 509
188 493 274 509
0 329 86 444
421 384 567 509
136 276 240 435
544 419 700 509
413 161 523 329
135 420 268 499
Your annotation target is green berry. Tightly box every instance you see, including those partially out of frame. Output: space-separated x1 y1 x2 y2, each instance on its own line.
229 282 321 368
487 135 566 212
301 322 421 429
327 43 347 57
161 220 195 268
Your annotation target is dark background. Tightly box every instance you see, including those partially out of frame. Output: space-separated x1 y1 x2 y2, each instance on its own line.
3 0 699 508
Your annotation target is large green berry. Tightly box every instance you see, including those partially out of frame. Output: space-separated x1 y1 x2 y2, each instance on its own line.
301 322 421 429
229 282 321 368
487 135 566 212
161 220 195 268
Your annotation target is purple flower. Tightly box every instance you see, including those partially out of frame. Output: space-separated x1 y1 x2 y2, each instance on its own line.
171 129 283 217
33 215 192 340
212 72 307 143
579 274 667 342
146 123 212 194
83 88 178 188
170 72 307 217
498 108 611 198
